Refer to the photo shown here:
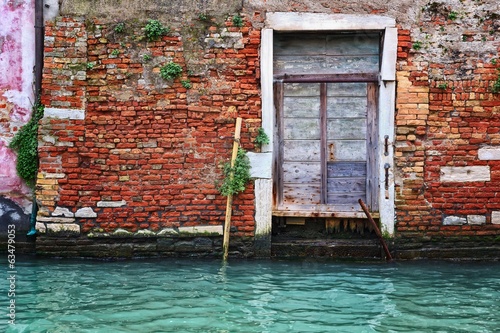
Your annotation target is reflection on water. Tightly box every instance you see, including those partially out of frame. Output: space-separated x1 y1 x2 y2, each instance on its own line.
1 257 499 332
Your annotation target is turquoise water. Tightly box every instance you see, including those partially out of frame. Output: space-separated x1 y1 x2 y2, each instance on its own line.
1 257 499 333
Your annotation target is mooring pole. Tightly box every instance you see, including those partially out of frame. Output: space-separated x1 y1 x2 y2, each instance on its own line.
358 199 393 262
222 117 242 261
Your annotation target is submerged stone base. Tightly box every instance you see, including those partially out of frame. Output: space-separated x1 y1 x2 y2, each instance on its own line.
272 239 384 261
393 236 500 261
35 235 255 259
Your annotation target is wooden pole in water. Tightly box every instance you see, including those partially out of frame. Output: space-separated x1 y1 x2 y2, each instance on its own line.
358 199 393 262
222 117 242 261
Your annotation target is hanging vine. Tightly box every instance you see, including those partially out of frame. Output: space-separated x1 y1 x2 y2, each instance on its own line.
9 103 44 188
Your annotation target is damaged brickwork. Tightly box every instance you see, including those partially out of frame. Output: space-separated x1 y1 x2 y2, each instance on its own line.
31 0 500 259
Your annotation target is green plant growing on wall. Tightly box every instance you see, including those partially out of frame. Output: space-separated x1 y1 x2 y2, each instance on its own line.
9 103 44 188
144 19 170 41
111 49 120 56
438 83 448 90
86 62 95 70
160 61 183 80
254 127 270 147
142 54 152 62
198 13 208 21
218 147 251 196
232 14 243 27
448 11 458 20
181 79 192 89
412 41 422 50
492 77 500 94
114 22 125 33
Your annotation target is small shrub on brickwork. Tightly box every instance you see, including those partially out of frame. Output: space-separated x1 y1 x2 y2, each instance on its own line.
9 103 44 187
412 41 422 50
198 13 208 21
86 62 95 70
144 19 170 41
114 22 125 33
160 61 183 80
492 78 500 94
448 11 458 20
254 127 270 147
438 83 448 90
143 54 152 62
218 148 251 197
232 14 244 27
181 79 192 89
111 49 120 56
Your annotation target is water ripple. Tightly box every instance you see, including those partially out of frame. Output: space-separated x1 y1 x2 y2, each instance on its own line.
0 259 498 332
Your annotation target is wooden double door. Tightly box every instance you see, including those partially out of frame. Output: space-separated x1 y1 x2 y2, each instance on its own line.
275 80 378 213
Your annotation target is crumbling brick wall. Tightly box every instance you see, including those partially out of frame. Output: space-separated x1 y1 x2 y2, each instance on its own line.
37 15 261 241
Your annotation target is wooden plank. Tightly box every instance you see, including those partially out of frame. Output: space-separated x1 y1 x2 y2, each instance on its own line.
284 118 320 140
272 209 378 218
328 161 367 178
327 177 366 192
366 82 379 210
274 81 284 207
223 117 242 261
282 183 321 205
274 34 326 56
283 97 320 118
284 82 320 96
282 162 321 183
326 33 380 56
320 83 328 204
274 55 379 75
327 118 367 140
326 140 366 161
283 140 321 162
278 73 378 83
327 82 367 96
327 97 367 118
327 192 366 205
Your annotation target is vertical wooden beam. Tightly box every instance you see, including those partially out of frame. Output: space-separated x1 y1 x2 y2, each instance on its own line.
366 82 379 210
222 117 243 261
320 83 328 204
274 81 284 207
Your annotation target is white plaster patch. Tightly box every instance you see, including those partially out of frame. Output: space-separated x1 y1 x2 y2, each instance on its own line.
440 166 490 182
467 215 486 225
478 146 500 160
443 216 467 225
46 223 80 234
75 207 97 218
178 225 223 235
136 229 156 237
491 211 500 225
44 173 66 179
97 200 127 208
36 222 46 233
37 216 75 223
247 152 272 179
44 107 85 120
52 206 74 217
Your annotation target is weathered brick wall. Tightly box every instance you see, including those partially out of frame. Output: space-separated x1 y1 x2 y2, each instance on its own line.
35 1 500 258
37 15 261 242
395 2 500 239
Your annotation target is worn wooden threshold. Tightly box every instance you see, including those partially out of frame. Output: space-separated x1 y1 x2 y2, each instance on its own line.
272 210 380 219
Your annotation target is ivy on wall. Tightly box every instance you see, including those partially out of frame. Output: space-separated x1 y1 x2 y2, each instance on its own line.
9 103 44 188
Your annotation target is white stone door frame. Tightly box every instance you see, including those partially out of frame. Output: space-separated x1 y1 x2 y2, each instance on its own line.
254 12 397 255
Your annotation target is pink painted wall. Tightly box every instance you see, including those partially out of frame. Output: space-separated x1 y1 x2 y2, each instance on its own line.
0 0 35 211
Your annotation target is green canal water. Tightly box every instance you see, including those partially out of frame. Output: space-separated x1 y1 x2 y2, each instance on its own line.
1 257 499 332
